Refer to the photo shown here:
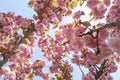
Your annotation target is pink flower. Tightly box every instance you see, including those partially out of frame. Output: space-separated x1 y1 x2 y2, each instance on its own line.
106 37 120 55
18 44 33 58
49 15 58 23
35 23 45 31
20 73 27 79
10 53 21 63
70 37 83 52
55 46 65 54
55 34 64 42
34 3 44 10
107 6 120 22
3 26 13 35
0 67 10 76
73 27 86 37
73 11 84 19
62 24 73 40
97 4 107 12
18 43 27 51
83 35 96 48
5 72 16 80
20 20 29 28
82 73 94 80
41 72 50 79
104 0 111 6
92 4 107 19
114 0 120 6
57 0 65 8
99 29 109 45
87 0 99 9
65 10 72 16
50 65 57 73
33 15 38 20
32 59 45 69
9 63 21 71
35 23 46 36
42 13 47 19
57 14 62 21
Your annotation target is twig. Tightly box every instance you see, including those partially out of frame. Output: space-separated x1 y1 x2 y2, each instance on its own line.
79 66 85 76
95 31 100 55
0 37 25 69
95 59 107 80
80 21 120 37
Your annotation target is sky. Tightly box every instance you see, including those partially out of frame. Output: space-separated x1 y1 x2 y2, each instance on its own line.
0 0 35 18
0 0 120 80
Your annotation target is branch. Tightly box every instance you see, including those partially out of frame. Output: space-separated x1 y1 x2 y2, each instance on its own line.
80 21 120 37
79 66 85 76
0 37 25 69
79 21 120 54
96 21 120 32
95 59 107 80
95 31 100 55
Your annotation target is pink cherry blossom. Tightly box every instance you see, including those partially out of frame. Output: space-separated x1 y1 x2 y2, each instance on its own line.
62 24 73 40
82 73 94 80
5 72 16 80
65 10 72 16
3 26 13 35
87 0 99 9
104 0 111 6
107 5 120 22
92 4 107 19
18 44 33 58
73 26 86 36
73 11 84 19
114 0 120 6
55 46 65 54
1 0 120 80
32 58 45 69
83 35 96 48
70 37 83 52
0 67 11 76
34 3 44 10
106 37 120 55
50 65 58 73
97 4 107 12
57 0 65 8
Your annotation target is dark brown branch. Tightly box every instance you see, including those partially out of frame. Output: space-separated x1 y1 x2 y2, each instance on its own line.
95 59 107 80
80 21 120 37
0 37 25 69
79 66 85 76
79 21 120 54
0 22 35 69
96 21 120 32
95 31 100 55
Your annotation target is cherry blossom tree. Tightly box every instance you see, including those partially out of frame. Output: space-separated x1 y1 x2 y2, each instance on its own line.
0 0 120 80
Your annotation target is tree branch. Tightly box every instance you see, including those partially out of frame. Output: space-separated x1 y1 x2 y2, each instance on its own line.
80 21 120 37
95 59 107 80
0 37 25 69
79 21 120 54
96 21 120 32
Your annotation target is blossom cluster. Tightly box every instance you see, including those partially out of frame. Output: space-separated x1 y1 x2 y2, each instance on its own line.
0 0 120 80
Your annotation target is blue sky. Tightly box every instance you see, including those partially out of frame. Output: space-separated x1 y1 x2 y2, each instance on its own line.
0 0 35 18
0 0 120 80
